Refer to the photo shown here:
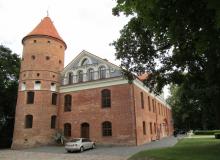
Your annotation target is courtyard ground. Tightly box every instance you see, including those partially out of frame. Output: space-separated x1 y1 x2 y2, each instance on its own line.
0 136 179 160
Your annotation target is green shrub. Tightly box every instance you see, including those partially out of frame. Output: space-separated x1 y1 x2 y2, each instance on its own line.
215 133 220 139
194 130 220 135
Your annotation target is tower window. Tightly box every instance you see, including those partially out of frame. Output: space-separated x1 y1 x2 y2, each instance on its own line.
25 115 33 128
102 121 112 136
51 115 56 129
47 40 51 43
27 91 34 104
37 73 40 77
59 60 62 64
51 83 56 91
46 56 50 60
31 55 35 60
60 45 63 48
21 82 26 91
34 81 41 90
64 94 72 112
64 123 71 137
33 40 37 43
52 93 57 105
101 89 111 108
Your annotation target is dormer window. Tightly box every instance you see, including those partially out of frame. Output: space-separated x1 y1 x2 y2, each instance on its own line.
68 72 73 85
81 58 89 66
78 70 83 82
99 66 106 79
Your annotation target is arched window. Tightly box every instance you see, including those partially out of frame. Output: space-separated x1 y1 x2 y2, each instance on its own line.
102 121 112 136
68 72 73 85
81 58 89 66
87 68 94 81
101 89 111 108
99 66 106 79
27 91 34 104
64 95 72 112
25 115 33 128
64 123 71 137
52 93 57 105
51 115 56 129
81 123 90 138
78 70 83 82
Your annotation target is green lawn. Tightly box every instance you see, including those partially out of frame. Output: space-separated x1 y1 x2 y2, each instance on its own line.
129 137 220 160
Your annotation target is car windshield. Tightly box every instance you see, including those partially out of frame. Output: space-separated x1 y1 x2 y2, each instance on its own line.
70 138 81 142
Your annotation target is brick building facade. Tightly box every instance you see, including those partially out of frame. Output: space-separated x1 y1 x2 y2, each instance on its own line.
11 16 173 149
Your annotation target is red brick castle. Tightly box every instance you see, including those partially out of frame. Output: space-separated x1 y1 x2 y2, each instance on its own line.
12 16 173 149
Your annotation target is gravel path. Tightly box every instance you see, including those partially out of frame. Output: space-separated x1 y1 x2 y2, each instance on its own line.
0 136 181 160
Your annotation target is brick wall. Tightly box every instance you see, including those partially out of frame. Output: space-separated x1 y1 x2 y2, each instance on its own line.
58 83 136 145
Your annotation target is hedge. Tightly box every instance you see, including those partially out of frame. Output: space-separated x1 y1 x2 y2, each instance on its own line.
215 133 220 139
194 130 220 135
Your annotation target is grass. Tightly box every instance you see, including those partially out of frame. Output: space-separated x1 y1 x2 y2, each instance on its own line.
129 137 220 160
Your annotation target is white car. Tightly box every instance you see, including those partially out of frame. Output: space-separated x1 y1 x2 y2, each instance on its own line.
65 138 96 152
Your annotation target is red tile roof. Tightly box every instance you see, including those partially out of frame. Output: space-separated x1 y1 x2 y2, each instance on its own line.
137 73 149 81
22 16 66 48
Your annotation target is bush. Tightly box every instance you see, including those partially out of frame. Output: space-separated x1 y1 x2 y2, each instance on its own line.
194 130 220 135
215 133 220 139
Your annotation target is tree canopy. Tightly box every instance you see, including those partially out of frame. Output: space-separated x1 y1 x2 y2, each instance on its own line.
112 0 220 128
0 45 20 148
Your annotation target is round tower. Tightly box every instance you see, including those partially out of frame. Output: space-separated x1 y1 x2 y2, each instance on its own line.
12 16 66 149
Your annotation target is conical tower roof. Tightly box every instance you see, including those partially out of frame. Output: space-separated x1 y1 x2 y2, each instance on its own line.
22 16 67 48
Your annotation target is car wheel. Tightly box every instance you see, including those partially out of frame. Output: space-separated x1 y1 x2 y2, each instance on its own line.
92 144 96 149
80 146 84 152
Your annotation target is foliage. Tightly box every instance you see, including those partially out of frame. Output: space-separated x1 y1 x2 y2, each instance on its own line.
112 0 220 128
129 137 220 160
194 130 220 135
0 45 20 148
215 133 220 139
53 130 67 145
167 85 216 130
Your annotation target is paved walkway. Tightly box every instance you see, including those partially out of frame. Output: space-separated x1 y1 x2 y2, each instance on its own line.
0 136 181 160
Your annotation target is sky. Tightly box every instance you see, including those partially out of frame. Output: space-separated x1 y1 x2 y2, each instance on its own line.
0 0 170 98
0 0 130 66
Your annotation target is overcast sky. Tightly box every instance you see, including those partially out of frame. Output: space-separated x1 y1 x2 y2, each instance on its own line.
0 0 130 66
0 0 170 97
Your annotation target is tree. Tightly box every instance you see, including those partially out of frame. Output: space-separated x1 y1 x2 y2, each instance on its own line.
0 45 20 148
167 84 216 130
112 0 220 128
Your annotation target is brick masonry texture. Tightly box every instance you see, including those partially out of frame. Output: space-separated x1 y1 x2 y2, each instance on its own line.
11 17 173 149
